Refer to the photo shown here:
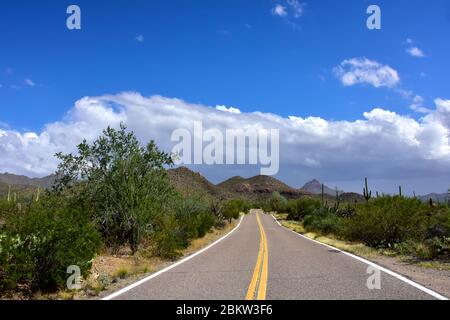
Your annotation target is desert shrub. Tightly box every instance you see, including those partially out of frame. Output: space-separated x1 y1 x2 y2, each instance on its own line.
303 208 345 235
253 199 272 213
0 198 100 292
426 206 450 239
222 199 250 222
152 215 184 260
269 192 287 213
396 237 450 260
345 196 427 248
335 205 357 218
174 196 215 246
54 124 175 254
286 198 321 221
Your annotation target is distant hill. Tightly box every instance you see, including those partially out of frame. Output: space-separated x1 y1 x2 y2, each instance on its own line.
0 173 56 189
218 174 310 201
301 179 343 196
0 168 364 204
167 167 227 200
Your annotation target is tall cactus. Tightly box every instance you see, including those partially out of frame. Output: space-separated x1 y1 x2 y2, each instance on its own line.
35 186 41 202
363 177 372 204
399 185 403 197
333 188 341 212
321 184 325 207
7 185 11 202
447 187 450 207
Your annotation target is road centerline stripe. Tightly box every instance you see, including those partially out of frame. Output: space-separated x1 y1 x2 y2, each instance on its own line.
245 212 269 300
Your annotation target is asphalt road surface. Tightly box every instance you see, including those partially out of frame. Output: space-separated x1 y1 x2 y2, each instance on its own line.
106 210 444 300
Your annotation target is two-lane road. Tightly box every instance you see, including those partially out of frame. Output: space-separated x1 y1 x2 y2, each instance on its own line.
105 210 444 300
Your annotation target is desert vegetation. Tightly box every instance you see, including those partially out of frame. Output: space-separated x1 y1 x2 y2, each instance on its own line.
0 125 248 296
268 180 450 262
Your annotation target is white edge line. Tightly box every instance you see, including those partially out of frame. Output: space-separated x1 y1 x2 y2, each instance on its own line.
270 214 448 301
102 215 245 300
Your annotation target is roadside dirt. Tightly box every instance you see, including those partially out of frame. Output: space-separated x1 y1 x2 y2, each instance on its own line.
369 255 450 298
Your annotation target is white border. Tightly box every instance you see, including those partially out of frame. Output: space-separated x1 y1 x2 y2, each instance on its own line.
102 215 245 300
270 214 448 300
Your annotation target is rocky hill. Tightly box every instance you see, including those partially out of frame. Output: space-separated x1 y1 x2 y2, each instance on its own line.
301 179 343 196
218 174 310 201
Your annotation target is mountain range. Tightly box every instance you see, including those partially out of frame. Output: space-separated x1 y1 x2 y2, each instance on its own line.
0 167 358 202
4 168 446 204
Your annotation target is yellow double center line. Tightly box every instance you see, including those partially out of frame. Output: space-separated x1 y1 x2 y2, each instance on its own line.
245 212 269 300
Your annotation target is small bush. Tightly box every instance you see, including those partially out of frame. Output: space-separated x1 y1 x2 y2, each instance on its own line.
152 215 184 260
269 192 287 213
303 208 345 235
222 199 249 222
396 238 450 260
0 199 101 292
286 198 321 221
174 196 215 246
115 268 129 279
424 237 450 259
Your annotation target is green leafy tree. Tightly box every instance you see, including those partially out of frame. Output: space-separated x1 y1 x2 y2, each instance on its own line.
54 124 174 253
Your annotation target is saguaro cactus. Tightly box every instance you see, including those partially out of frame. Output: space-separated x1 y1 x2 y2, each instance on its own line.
399 186 403 197
333 188 341 212
447 187 450 206
363 177 372 204
7 185 11 202
35 186 41 202
321 184 325 207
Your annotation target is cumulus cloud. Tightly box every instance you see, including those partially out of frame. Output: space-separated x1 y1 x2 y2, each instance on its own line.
216 105 241 114
1 92 450 193
334 58 400 88
271 1 306 30
406 47 425 58
272 4 287 17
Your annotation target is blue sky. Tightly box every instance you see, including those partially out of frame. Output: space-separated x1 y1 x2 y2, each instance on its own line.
1 1 450 194
1 0 450 130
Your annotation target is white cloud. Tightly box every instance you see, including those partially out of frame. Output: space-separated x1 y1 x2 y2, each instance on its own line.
25 78 35 87
135 35 144 43
409 95 432 113
406 47 425 58
216 105 241 114
334 58 400 88
396 90 431 113
1 92 450 193
272 4 287 17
